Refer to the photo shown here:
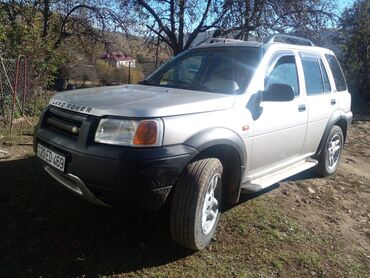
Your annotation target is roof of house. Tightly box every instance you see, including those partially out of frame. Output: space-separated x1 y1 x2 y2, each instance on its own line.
100 52 135 62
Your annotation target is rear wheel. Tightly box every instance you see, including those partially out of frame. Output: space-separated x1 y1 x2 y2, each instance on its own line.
316 125 344 177
170 158 223 250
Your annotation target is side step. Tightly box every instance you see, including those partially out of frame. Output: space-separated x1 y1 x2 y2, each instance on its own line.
241 159 318 193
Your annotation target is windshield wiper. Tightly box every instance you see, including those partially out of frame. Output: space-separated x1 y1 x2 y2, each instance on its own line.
158 80 212 92
139 79 158 86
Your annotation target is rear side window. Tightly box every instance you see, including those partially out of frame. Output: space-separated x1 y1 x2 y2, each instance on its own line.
320 60 331 92
325 54 347 92
301 57 326 95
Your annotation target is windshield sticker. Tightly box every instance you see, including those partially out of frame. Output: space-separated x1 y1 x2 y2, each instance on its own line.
50 99 93 114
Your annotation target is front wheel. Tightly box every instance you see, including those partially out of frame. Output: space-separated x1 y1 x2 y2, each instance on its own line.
316 125 344 177
170 158 223 250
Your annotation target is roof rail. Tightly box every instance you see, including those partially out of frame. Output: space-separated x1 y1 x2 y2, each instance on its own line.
209 38 244 44
267 35 315 46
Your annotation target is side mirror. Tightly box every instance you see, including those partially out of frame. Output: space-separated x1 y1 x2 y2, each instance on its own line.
251 91 263 120
263 83 295 102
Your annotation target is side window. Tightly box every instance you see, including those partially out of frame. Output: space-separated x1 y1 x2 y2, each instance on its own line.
320 60 331 92
265 55 299 96
325 54 347 92
301 57 327 95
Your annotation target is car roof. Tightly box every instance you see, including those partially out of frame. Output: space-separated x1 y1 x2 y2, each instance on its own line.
192 35 334 56
192 38 263 49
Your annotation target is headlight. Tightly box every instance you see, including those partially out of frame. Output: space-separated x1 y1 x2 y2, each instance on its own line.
94 118 164 147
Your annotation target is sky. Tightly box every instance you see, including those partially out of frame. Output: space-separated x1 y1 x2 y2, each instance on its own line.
337 0 356 14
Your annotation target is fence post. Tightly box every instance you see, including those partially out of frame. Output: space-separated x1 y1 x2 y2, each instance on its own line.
0 69 4 124
128 61 131 84
9 56 21 139
20 57 27 136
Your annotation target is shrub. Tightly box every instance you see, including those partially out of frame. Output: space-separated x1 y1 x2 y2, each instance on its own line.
96 60 144 85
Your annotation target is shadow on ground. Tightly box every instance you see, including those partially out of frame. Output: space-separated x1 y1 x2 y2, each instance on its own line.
237 167 317 204
0 156 319 277
0 156 194 277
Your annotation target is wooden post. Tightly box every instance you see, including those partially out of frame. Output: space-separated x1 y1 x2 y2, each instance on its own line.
128 61 131 84
20 58 27 136
10 57 21 139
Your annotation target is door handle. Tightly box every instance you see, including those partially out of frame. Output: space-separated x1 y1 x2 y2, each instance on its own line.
298 104 306 112
331 99 336 105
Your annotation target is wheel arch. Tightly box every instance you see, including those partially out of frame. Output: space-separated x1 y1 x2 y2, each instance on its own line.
184 128 247 204
315 110 348 157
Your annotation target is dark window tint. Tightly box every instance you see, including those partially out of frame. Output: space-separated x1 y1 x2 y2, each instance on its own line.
265 55 299 96
301 57 324 95
320 60 331 92
325 54 347 91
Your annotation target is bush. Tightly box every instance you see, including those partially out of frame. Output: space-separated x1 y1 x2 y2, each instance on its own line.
96 60 144 85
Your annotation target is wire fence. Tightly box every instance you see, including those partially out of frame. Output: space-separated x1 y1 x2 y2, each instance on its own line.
63 59 165 89
0 57 165 138
0 56 34 137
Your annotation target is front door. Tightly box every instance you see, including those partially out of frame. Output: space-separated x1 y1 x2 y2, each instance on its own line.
248 52 307 177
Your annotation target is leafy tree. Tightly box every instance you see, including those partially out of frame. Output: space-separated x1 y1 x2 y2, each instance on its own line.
338 0 370 101
0 2 61 85
0 0 129 86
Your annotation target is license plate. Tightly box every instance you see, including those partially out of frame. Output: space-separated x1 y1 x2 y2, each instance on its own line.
37 143 66 172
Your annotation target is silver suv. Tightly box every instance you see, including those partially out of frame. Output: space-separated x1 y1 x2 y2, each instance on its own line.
34 35 352 250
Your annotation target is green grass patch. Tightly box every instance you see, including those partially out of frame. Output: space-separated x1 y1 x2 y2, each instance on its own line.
294 253 321 269
224 197 312 244
0 117 37 145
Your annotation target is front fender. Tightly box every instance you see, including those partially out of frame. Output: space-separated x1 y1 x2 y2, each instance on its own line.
184 127 247 169
184 127 247 204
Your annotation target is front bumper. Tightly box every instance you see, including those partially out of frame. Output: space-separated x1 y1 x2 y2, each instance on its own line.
43 165 110 207
33 110 198 210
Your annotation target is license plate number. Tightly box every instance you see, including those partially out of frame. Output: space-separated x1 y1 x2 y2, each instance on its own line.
37 144 65 172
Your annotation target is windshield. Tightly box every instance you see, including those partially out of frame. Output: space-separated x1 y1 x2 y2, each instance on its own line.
141 47 261 94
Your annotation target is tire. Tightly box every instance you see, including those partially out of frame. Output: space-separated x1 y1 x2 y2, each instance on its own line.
170 158 223 250
316 125 344 177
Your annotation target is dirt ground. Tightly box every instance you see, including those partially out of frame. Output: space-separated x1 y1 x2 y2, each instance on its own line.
0 118 369 277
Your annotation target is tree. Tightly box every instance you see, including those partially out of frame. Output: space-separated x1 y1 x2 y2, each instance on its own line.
129 0 336 55
215 0 336 41
0 0 130 86
338 0 370 101
132 0 225 55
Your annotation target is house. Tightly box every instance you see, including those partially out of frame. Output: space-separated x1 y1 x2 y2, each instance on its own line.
100 52 136 68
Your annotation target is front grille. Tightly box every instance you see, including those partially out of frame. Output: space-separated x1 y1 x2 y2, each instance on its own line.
44 107 87 138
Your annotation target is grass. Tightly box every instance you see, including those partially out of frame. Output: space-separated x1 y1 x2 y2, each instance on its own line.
0 117 36 145
295 253 321 269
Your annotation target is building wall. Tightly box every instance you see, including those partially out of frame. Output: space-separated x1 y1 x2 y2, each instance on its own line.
117 60 136 68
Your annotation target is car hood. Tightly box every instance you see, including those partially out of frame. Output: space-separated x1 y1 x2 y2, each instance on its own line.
49 84 236 117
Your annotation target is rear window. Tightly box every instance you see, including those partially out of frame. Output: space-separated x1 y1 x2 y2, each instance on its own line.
325 54 347 92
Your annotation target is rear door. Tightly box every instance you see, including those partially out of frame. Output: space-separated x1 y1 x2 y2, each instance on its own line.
325 53 351 113
299 53 338 154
